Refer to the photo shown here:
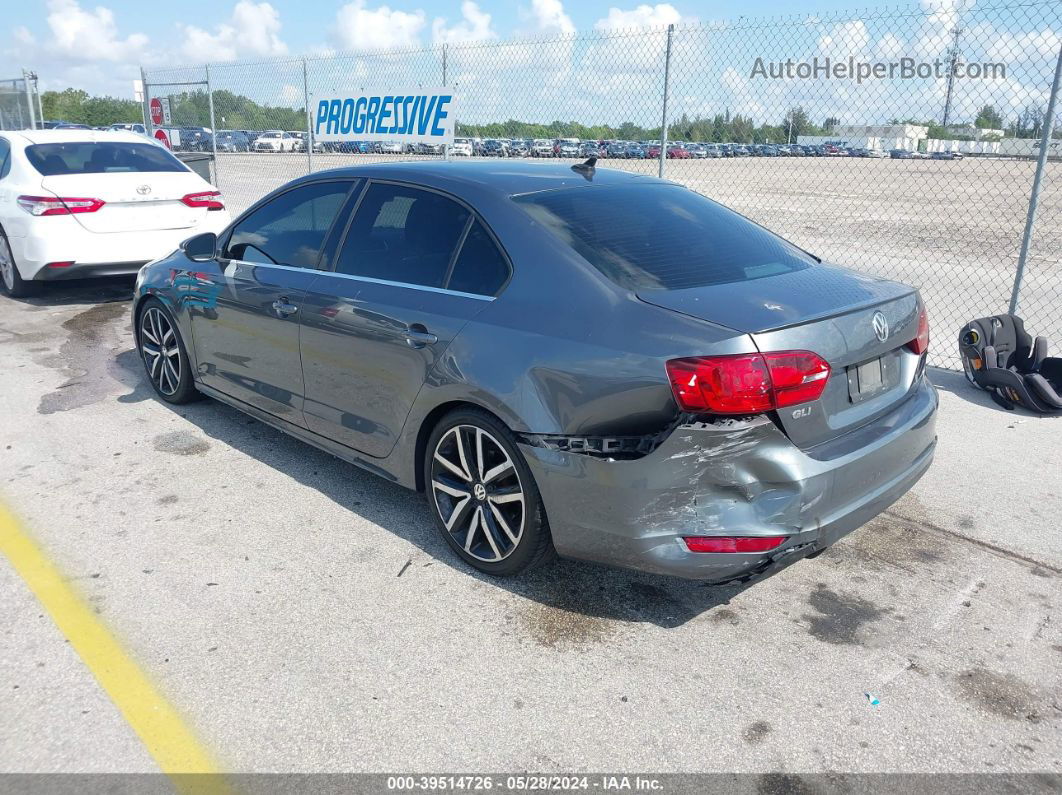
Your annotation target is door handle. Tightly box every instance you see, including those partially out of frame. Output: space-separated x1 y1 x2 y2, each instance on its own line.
403 326 438 347
272 298 299 317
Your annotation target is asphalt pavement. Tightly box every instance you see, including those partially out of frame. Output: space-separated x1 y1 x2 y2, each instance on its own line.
1 278 1059 778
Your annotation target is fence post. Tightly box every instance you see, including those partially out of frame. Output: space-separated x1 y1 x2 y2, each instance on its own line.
303 58 314 174
205 64 219 187
1010 41 1062 315
658 24 674 179
21 69 37 130
35 77 43 129
442 44 450 161
141 66 153 137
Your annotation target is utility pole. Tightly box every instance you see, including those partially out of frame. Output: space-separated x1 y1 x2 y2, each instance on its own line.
942 27 962 129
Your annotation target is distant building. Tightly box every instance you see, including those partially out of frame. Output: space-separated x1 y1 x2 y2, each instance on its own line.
944 124 1005 140
798 124 928 152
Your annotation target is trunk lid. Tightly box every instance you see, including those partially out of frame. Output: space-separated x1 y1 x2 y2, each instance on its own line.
39 173 208 234
638 264 922 449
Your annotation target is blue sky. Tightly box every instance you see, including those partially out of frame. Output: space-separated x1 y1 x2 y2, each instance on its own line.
2 0 1059 129
1 0 921 95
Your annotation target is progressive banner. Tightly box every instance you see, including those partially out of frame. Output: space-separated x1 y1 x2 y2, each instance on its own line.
312 90 455 144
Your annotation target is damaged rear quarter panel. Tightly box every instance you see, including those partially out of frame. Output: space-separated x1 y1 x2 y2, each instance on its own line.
521 415 823 572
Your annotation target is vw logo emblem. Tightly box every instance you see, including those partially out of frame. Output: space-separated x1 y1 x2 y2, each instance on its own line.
136 184 151 195
473 483 487 501
872 311 889 343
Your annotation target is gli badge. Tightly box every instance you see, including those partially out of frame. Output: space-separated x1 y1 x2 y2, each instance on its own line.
792 406 812 419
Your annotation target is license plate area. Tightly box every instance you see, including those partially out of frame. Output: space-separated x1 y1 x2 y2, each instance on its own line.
847 353 895 403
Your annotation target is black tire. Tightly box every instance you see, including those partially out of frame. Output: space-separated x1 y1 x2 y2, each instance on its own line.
137 298 200 404
0 230 36 298
424 407 556 576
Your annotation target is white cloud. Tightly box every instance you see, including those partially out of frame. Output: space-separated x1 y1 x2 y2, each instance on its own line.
817 21 871 59
521 0 575 36
13 26 36 46
876 33 905 59
433 1 495 45
180 1 288 63
45 0 149 62
987 29 1062 65
594 4 693 31
333 0 426 52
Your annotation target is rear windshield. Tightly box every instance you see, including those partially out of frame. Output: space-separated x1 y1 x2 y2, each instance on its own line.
514 184 815 291
25 142 187 176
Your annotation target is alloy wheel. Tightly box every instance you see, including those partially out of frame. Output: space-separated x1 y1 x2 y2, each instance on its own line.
140 307 182 396
0 237 14 291
431 424 525 563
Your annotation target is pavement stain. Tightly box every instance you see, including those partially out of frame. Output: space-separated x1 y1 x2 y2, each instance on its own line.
152 431 211 456
524 602 615 648
709 607 741 625
756 773 814 795
802 583 888 645
954 667 1047 724
35 301 129 415
742 720 772 744
821 512 949 573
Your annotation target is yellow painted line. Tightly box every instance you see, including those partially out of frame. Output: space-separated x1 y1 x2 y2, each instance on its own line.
0 500 229 793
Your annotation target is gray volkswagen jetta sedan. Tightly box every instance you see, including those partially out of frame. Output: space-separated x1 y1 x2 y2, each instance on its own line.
132 160 937 582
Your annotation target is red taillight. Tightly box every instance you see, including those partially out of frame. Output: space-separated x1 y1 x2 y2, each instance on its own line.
908 304 929 355
665 351 830 415
17 195 105 216
684 536 787 553
46 261 75 268
181 191 225 211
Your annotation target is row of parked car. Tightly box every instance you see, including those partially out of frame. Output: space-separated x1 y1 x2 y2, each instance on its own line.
310 137 965 161
44 122 964 161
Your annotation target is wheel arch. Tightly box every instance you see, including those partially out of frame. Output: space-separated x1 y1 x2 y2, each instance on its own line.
412 399 513 493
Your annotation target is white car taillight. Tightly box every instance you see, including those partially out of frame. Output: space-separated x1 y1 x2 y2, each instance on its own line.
181 191 225 211
17 195 105 216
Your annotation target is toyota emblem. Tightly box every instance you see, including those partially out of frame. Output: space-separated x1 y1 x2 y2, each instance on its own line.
872 311 889 342
136 184 151 195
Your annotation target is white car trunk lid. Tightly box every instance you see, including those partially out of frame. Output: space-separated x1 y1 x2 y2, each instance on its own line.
39 173 208 234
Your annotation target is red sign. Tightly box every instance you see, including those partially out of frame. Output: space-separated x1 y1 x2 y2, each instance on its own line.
149 97 164 125
154 128 170 149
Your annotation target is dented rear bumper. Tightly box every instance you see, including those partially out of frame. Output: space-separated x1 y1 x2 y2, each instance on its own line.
519 376 938 582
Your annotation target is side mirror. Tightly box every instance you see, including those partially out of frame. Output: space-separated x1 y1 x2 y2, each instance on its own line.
180 232 217 262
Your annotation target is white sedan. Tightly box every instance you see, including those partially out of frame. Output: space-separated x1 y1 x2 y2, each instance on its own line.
0 129 230 297
251 131 297 152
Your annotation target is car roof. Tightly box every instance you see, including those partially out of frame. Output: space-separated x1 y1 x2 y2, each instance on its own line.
297 160 668 197
2 129 150 146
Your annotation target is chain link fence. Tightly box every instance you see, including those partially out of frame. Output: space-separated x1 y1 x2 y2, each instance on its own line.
143 0 1062 369
0 76 38 131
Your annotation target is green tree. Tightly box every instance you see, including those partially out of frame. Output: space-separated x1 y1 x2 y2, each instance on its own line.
40 89 141 125
974 105 1003 129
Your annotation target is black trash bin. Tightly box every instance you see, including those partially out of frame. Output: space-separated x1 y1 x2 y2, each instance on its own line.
175 152 215 185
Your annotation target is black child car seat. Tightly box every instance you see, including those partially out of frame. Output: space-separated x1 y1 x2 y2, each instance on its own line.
958 314 1062 413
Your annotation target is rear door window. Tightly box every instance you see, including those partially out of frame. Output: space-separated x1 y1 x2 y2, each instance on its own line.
335 183 470 289
514 184 815 291
447 220 509 296
25 142 188 175
224 180 355 268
